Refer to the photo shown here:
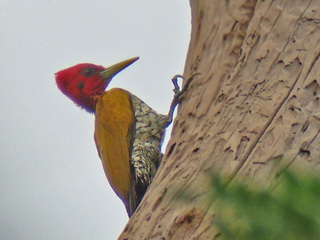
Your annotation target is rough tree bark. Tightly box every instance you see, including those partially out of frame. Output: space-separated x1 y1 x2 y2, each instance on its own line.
119 0 320 239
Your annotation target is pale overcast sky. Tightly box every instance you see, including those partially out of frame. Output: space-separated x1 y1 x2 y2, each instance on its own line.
0 0 190 239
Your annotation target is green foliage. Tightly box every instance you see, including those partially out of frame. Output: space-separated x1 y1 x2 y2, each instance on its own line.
211 170 320 240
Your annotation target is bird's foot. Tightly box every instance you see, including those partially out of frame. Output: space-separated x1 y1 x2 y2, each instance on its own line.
166 73 201 127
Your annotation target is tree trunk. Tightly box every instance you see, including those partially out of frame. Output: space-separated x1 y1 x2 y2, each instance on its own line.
119 0 320 239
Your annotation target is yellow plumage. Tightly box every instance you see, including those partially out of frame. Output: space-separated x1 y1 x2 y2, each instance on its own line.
94 87 168 216
94 88 134 210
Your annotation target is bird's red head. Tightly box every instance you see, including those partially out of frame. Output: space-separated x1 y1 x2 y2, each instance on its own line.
55 57 139 113
55 63 107 113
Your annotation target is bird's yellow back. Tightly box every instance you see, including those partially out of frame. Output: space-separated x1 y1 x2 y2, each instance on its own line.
94 88 134 211
94 88 169 216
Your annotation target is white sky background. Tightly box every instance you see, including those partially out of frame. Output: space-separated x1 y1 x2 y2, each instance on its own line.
0 0 191 239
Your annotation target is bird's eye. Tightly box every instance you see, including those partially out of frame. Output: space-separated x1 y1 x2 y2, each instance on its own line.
81 67 96 77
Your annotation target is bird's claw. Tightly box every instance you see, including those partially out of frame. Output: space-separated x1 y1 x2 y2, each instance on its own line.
166 73 201 127
171 73 201 102
171 74 184 95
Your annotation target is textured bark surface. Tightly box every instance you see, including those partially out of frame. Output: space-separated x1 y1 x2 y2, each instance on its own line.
119 0 320 239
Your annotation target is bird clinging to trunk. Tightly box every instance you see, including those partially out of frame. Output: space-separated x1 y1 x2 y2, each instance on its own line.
55 57 195 217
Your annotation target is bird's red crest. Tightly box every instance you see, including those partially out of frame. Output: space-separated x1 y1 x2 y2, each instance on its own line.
55 57 139 113
55 63 107 113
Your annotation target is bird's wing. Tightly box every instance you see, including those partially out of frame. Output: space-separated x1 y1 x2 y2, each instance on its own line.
94 88 135 215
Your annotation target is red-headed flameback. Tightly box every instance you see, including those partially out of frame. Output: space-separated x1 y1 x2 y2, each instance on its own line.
55 57 194 217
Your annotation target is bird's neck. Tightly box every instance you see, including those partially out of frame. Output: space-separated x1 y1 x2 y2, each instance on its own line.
76 94 100 113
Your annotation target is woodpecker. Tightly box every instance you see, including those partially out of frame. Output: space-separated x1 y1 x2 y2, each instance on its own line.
55 57 195 217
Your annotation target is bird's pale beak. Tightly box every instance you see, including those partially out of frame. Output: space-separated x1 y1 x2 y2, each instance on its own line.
100 57 139 81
